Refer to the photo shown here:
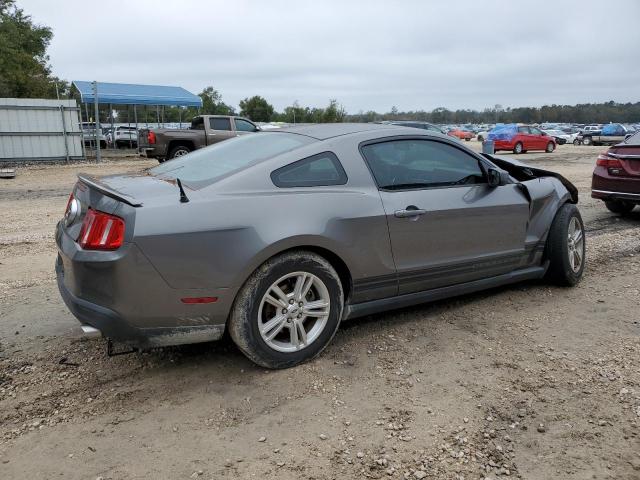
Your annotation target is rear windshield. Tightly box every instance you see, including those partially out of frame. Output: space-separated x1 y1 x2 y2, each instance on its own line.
149 132 314 188
624 131 640 145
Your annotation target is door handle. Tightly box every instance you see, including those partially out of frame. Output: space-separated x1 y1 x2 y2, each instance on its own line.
394 207 427 218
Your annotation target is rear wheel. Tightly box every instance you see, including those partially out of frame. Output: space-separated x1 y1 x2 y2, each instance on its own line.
605 199 636 214
229 251 344 369
573 138 580 146
546 141 555 153
545 203 585 286
513 142 523 154
477 135 484 142
168 145 191 159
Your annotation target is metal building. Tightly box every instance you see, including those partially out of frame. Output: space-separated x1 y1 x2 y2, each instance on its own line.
0 98 83 164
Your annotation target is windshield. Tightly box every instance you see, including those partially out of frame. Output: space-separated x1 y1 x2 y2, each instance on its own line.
149 132 315 188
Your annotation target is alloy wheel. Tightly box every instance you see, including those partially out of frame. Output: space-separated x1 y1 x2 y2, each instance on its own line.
258 272 331 353
174 149 189 157
567 217 584 272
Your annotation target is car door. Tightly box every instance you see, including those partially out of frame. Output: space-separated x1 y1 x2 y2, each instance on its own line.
529 126 546 149
207 117 236 145
517 126 532 150
360 138 530 295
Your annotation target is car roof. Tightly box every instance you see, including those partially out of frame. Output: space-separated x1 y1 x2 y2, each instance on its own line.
277 123 410 140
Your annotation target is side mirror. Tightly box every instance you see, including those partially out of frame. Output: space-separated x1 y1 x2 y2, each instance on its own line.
487 167 509 187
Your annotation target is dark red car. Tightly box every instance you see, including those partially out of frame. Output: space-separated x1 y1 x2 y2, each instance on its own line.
591 131 640 214
489 124 556 154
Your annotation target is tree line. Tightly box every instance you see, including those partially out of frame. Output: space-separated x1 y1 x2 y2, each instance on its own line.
349 103 640 125
1 0 638 126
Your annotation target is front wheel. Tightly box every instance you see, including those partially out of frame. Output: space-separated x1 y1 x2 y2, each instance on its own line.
513 142 523 154
582 136 592 146
545 203 585 286
229 251 344 369
573 138 581 146
546 142 555 153
605 199 636 214
477 135 484 142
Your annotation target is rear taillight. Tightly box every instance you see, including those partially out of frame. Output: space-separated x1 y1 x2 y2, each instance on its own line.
77 209 125 250
148 131 156 144
596 152 622 168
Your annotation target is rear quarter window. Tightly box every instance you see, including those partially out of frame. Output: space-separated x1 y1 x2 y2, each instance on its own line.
271 152 347 188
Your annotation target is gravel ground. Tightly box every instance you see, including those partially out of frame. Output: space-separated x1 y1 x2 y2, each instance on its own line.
0 144 639 479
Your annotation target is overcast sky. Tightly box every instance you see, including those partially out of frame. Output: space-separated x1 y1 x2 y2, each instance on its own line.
19 0 640 113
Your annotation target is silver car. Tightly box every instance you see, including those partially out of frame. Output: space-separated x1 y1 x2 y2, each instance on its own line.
56 124 585 368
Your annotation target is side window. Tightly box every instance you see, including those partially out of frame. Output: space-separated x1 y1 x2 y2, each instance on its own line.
192 117 205 130
361 139 485 190
271 152 347 188
518 126 530 134
235 118 258 132
530 127 542 135
209 117 231 131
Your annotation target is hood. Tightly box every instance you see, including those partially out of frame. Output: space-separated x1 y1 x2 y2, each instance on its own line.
485 154 579 203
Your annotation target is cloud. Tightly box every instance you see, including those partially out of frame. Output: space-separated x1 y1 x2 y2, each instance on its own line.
20 0 640 112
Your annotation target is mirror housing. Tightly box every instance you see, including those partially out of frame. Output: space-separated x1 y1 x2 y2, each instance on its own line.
487 167 510 187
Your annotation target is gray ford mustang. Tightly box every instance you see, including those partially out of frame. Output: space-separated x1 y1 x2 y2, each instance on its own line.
56 123 585 368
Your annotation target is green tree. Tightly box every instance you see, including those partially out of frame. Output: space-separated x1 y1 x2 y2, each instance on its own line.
199 86 235 115
322 99 346 123
239 95 274 122
0 0 59 97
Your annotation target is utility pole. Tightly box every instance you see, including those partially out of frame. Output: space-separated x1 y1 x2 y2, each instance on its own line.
92 81 102 163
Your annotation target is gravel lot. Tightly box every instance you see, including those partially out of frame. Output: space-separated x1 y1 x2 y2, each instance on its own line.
1 144 639 479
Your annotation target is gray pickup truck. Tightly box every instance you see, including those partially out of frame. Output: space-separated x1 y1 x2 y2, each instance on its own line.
579 123 634 146
138 115 259 161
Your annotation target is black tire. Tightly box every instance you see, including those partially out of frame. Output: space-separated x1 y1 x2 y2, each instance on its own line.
229 251 344 369
546 142 555 153
465 137 471 141
168 145 191 159
513 142 524 154
545 203 585 286
477 135 484 142
604 199 636 214
582 136 592 146
573 138 580 146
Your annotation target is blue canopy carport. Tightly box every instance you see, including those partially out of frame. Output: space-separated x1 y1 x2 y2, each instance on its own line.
72 81 202 161
72 81 202 107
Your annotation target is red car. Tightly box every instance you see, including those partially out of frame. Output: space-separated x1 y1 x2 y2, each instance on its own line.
447 128 474 141
591 130 640 214
489 125 556 154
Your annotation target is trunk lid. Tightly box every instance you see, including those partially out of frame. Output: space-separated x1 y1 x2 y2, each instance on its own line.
608 144 640 177
77 172 183 207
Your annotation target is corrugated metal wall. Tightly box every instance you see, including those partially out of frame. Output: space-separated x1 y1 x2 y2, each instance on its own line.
0 98 84 164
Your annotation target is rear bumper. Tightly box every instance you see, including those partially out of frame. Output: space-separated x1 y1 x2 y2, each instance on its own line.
138 147 157 158
591 166 640 202
56 256 225 347
493 140 514 151
55 221 229 348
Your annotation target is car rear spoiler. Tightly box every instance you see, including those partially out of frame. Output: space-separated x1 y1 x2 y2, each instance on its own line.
485 154 579 204
77 173 143 207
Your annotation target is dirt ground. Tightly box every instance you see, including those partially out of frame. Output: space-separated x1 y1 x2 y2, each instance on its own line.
1 144 639 480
